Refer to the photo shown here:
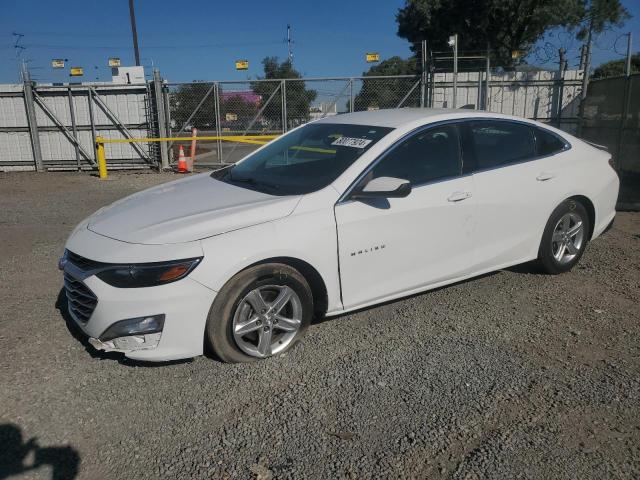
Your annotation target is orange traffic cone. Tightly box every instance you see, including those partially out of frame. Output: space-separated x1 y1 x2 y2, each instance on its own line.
177 145 189 173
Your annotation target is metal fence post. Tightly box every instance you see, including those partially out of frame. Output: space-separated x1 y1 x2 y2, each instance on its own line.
67 87 81 170
625 32 633 76
614 75 633 169
153 68 169 169
87 88 98 164
163 83 173 162
557 48 567 127
349 78 354 112
281 80 287 133
420 40 427 108
214 82 223 161
22 67 43 171
484 45 491 111
452 34 458 109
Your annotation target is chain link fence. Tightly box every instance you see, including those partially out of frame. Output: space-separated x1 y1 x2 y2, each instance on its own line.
581 73 640 209
1 68 610 184
164 76 425 165
163 72 581 168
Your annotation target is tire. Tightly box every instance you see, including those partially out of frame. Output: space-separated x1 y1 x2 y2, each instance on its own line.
205 263 313 363
537 199 590 274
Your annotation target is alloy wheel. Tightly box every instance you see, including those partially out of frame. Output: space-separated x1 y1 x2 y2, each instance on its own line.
232 285 302 358
551 212 585 265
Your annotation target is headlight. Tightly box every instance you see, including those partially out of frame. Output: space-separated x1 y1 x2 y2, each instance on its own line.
96 257 202 288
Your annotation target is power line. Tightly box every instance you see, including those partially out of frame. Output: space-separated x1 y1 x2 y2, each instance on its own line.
5 40 286 50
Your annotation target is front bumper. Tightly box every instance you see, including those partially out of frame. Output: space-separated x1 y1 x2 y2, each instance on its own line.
64 269 217 362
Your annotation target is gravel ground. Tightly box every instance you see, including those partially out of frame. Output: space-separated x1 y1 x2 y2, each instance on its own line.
0 171 639 479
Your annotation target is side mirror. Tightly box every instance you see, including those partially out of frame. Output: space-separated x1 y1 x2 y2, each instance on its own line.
351 176 412 199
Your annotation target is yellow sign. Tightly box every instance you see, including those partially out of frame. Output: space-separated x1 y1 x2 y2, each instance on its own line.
51 59 65 69
366 53 380 63
511 50 524 59
70 67 84 76
108 57 121 67
235 60 249 70
226 113 238 121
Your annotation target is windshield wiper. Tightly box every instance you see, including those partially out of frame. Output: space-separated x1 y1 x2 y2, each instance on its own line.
228 173 281 193
229 173 258 185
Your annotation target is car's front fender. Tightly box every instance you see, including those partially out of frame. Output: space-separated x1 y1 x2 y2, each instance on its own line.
190 206 342 315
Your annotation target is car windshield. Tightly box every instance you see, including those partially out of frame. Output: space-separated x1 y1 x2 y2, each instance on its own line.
212 123 393 195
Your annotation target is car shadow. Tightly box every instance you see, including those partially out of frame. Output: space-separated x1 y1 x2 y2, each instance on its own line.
312 270 502 325
312 260 550 326
504 260 546 275
55 288 192 368
0 423 80 480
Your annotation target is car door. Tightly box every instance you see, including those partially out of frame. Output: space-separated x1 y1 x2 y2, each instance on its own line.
334 123 476 309
463 120 566 272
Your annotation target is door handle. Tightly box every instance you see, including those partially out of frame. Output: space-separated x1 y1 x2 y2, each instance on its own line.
536 172 556 181
447 191 472 202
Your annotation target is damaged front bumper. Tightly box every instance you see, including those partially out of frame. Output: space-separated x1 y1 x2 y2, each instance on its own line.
88 332 162 353
63 272 216 361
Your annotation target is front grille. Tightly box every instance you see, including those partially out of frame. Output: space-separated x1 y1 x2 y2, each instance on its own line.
67 250 106 271
64 273 98 323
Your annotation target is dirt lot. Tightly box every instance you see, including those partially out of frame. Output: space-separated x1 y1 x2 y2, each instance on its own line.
0 171 639 479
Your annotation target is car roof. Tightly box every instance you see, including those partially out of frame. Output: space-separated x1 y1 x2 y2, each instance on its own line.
312 108 533 128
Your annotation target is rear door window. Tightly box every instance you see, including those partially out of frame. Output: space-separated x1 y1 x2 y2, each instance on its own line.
469 120 536 171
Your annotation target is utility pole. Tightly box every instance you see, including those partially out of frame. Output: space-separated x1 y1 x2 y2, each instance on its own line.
448 34 458 108
287 24 293 64
625 32 633 76
557 48 567 127
577 16 593 137
128 0 141 66
580 17 593 102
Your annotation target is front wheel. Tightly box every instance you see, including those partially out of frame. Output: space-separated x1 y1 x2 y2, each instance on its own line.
206 263 313 363
537 199 590 274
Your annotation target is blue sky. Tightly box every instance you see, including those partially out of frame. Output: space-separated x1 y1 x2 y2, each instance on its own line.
1 0 639 83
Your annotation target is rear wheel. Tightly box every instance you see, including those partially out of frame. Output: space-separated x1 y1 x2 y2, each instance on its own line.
538 199 590 274
206 263 313 363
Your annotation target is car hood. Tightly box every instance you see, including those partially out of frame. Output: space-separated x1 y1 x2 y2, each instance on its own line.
87 173 301 245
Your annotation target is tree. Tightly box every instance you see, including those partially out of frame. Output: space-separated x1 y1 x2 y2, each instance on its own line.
592 53 640 79
169 82 216 130
574 0 630 41
352 57 420 111
220 95 258 121
250 57 317 128
395 0 629 67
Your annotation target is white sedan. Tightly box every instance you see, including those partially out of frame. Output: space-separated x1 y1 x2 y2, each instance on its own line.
59 109 619 363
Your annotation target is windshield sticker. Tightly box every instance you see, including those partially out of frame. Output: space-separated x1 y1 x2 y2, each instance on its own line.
331 137 373 149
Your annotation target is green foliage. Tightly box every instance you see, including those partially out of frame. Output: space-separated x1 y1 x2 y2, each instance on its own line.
361 56 419 76
395 0 629 67
169 82 216 130
575 0 631 40
352 57 420 111
250 57 317 127
592 53 640 79
219 95 259 131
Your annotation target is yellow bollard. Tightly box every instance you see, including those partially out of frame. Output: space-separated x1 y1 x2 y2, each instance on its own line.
96 136 107 179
